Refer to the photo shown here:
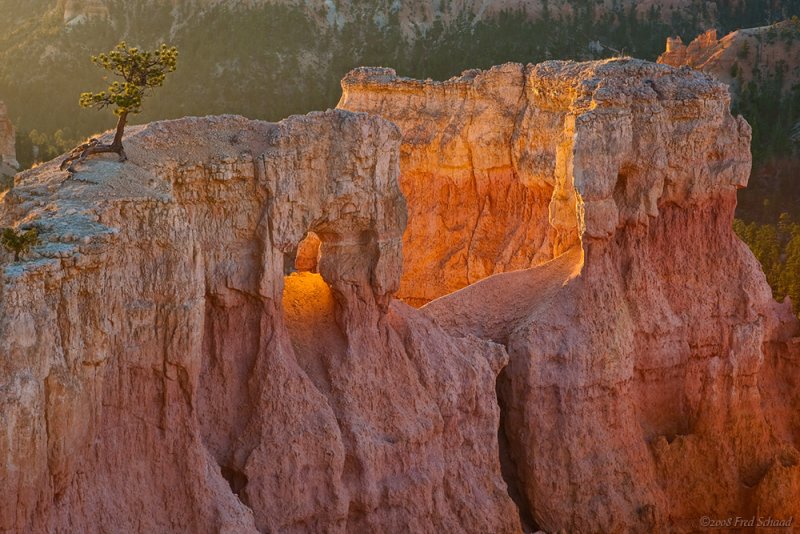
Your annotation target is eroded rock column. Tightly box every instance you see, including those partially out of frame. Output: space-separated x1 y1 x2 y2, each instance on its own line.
0 111 519 533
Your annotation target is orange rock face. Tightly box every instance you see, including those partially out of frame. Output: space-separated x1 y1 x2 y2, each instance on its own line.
343 59 800 531
338 65 576 306
0 111 518 533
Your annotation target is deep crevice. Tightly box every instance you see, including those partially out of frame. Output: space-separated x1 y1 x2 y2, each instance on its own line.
220 464 249 500
496 366 540 533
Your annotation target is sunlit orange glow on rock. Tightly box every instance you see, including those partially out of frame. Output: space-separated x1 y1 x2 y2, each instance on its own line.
282 272 336 335
339 64 573 306
294 232 321 272
282 271 347 369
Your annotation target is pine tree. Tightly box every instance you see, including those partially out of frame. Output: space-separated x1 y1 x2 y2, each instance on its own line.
60 42 178 173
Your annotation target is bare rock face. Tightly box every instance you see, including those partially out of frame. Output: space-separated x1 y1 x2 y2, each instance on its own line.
342 59 800 531
338 64 572 306
0 111 519 533
163 0 716 33
294 231 321 272
659 23 800 94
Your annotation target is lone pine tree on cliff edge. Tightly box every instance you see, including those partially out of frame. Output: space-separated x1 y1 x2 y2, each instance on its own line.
61 42 178 173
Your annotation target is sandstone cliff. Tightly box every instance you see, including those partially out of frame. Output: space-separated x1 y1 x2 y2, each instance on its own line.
0 111 519 533
659 22 800 94
341 59 800 531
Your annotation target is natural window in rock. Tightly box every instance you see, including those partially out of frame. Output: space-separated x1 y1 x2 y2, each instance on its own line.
282 231 346 394
295 231 321 273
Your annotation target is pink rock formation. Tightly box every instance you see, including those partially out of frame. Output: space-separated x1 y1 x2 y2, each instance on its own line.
342 59 800 531
659 22 800 93
294 232 321 272
0 111 518 533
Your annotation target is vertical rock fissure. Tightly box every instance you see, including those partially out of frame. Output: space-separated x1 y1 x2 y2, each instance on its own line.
220 464 250 503
495 367 539 533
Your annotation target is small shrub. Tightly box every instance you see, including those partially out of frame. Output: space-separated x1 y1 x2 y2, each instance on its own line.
1 227 40 262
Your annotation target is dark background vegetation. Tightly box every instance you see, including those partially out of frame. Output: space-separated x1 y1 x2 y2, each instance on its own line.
0 0 799 311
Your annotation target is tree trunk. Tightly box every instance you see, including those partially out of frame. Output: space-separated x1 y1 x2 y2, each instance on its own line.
111 111 128 150
14 251 19 262
60 111 129 172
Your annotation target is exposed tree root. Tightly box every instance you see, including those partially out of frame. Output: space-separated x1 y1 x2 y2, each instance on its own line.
60 139 127 174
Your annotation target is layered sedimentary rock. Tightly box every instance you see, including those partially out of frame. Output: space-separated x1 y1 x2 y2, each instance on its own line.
659 23 800 93
0 111 519 533
343 59 800 531
339 64 576 305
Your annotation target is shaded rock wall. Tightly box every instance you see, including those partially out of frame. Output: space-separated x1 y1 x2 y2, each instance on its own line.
343 58 800 531
54 0 709 30
0 111 518 533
